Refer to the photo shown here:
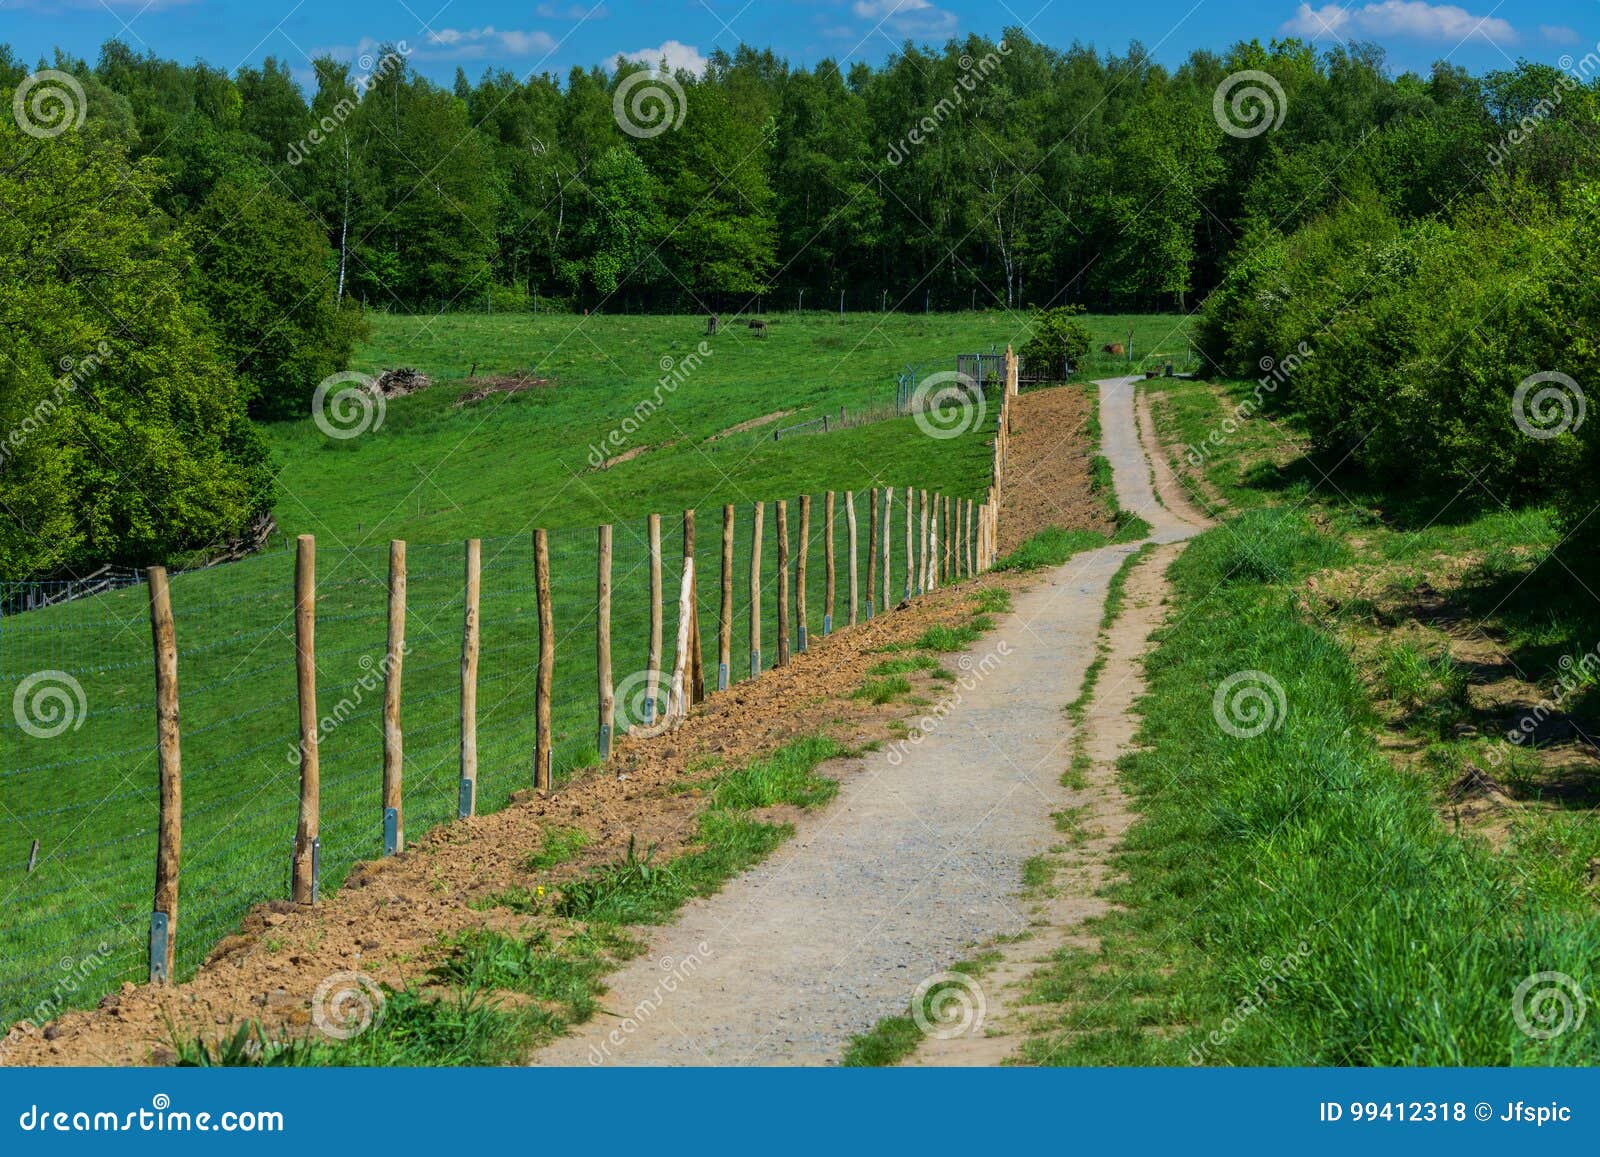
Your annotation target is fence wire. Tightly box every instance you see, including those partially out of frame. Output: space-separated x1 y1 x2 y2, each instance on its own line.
0 484 976 1029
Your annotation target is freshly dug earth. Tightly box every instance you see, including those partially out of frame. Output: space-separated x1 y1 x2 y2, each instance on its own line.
998 386 1111 554
2 577 1024 1067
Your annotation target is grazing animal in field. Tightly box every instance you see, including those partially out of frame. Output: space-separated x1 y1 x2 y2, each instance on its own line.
706 314 719 336
748 319 768 338
1102 342 1124 355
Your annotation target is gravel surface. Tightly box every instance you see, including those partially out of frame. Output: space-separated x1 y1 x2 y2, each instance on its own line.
533 378 1181 1067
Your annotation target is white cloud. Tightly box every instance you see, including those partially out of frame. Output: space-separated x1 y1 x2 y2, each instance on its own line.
852 0 957 37
621 40 709 75
420 26 557 60
1540 24 1580 45
1283 2 1517 44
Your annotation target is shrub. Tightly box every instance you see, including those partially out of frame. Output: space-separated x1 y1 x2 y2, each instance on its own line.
1020 305 1092 371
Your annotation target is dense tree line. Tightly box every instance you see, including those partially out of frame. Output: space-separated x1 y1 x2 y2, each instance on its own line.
2 30 1596 574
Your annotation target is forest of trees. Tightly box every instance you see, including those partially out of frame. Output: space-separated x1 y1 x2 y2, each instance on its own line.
2 29 1597 576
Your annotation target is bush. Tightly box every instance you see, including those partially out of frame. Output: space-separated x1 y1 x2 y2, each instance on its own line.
1020 305 1092 370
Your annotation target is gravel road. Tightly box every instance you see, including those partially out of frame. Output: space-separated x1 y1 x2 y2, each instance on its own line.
532 377 1189 1066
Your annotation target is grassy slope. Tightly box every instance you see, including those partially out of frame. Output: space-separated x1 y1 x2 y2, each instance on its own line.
1020 379 1600 1066
3 312 1186 1032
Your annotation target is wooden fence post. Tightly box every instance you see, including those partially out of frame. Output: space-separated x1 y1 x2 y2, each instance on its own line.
459 538 481 818
750 501 764 675
686 510 704 703
882 486 893 612
719 504 733 690
929 497 940 591
866 487 879 619
597 525 614 760
146 566 180 984
670 560 694 722
797 495 810 651
824 491 836 635
534 529 553 793
919 489 930 594
966 499 975 578
776 500 790 666
383 541 405 855
291 534 319 905
934 499 947 588
845 491 858 626
903 487 913 600
647 513 662 722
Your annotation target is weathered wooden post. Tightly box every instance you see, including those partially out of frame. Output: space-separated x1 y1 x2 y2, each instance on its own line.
824 491 836 635
919 489 930 593
845 491 858 626
750 501 764 676
534 528 553 793
776 500 790 666
903 487 913 600
146 566 180 983
382 541 405 854
719 505 733 690
685 510 704 703
866 487 879 619
882 486 893 612
459 538 481 817
797 494 811 651
597 525 614 760
291 535 320 905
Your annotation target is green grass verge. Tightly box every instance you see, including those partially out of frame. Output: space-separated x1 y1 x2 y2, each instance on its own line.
1022 506 1600 1066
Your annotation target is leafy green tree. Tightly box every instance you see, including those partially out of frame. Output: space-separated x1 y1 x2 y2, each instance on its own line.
187 176 365 419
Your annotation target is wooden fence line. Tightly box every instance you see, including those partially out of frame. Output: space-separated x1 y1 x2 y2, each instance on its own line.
127 353 1019 975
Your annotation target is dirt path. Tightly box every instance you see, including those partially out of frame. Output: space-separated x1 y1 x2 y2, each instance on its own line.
533 377 1205 1067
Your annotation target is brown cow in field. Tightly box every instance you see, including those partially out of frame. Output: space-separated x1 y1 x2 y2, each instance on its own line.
706 314 719 336
1102 343 1125 355
748 319 768 338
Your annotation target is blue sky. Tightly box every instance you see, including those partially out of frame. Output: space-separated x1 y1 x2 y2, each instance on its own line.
1 0 1592 89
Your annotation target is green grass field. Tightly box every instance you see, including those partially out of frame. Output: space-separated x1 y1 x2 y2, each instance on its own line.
1 311 1188 1033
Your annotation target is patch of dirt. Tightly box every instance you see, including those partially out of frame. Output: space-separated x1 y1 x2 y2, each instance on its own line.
3 568 1038 1068
593 441 678 471
998 386 1111 554
376 367 430 397
706 411 792 443
456 372 553 406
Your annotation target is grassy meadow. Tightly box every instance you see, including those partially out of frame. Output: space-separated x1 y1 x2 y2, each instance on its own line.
1 310 1187 1031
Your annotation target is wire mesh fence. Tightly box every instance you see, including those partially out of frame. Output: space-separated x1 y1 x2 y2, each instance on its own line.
0 470 1002 1031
